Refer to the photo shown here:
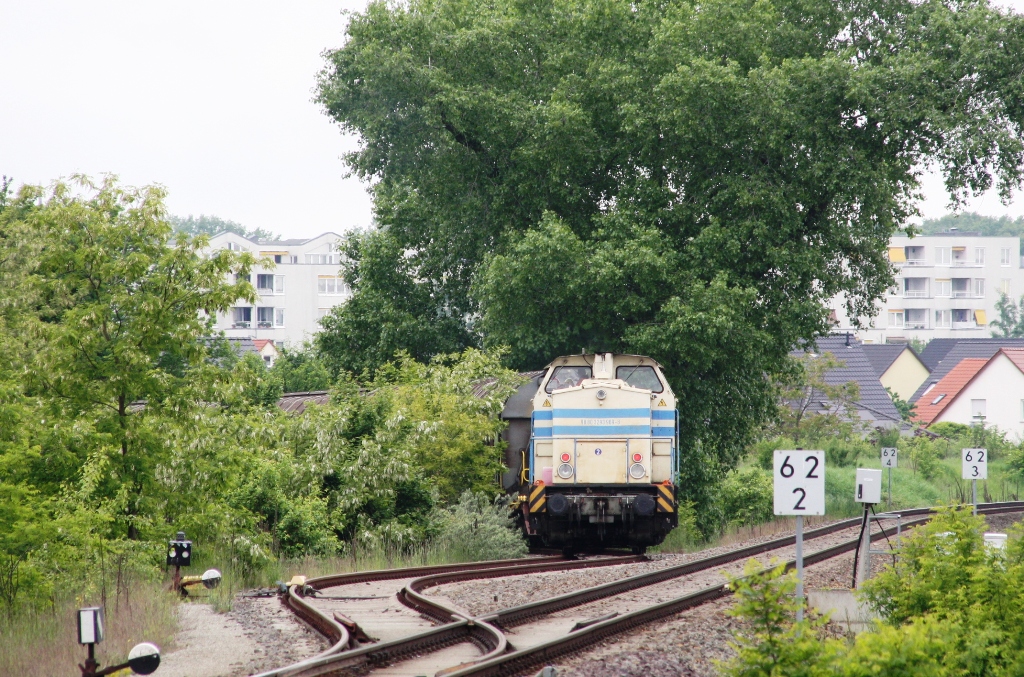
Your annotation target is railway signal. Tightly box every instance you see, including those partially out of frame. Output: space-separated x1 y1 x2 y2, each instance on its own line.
962 448 987 515
773 449 825 621
77 605 161 676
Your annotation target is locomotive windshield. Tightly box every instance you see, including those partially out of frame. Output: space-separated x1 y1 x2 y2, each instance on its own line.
545 366 592 392
616 365 664 392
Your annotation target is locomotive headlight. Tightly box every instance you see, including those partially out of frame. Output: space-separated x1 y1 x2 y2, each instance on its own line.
629 463 646 479
596 389 607 400
632 453 643 463
557 463 574 479
560 453 571 463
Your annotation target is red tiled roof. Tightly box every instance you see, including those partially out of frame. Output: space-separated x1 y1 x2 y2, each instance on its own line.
1000 348 1024 374
913 358 988 425
253 339 276 353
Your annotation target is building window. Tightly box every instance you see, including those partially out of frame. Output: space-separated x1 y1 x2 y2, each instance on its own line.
935 309 951 328
903 278 928 297
231 306 252 328
306 253 338 265
317 308 331 320
974 278 985 298
235 273 251 284
906 308 928 329
1001 247 1012 266
1001 279 1011 296
975 247 985 265
317 276 349 295
257 274 285 294
935 279 951 297
227 242 241 251
1020 399 1024 420
952 308 973 327
888 310 904 328
936 247 950 265
971 399 987 419
256 307 285 328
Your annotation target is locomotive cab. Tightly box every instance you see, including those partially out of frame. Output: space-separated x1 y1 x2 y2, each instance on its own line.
504 353 679 553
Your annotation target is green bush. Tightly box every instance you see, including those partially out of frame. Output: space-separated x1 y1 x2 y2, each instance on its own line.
430 491 527 561
823 438 866 467
722 508 1024 676
721 468 774 528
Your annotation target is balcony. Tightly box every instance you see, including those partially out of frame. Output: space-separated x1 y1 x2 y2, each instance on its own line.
231 321 251 329
952 291 973 298
904 259 929 267
952 260 982 268
257 321 273 328
906 321 928 329
903 290 929 298
953 321 978 330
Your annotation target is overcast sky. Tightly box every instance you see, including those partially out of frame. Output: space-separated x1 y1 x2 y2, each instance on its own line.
3 1 1024 240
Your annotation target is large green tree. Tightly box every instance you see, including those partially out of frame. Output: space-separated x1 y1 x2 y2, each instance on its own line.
7 176 255 539
317 0 1024 468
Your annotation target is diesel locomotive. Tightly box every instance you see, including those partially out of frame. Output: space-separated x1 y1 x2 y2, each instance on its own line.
500 353 679 554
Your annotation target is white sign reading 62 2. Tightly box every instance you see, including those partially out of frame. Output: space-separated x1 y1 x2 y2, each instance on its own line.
774 450 826 516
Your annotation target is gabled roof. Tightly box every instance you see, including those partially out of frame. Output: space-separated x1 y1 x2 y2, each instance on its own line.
252 339 277 353
862 344 912 378
913 358 988 424
917 339 962 371
910 338 1024 403
791 335 902 424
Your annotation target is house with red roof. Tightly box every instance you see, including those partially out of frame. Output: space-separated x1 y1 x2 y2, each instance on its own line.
915 349 1024 437
252 339 279 367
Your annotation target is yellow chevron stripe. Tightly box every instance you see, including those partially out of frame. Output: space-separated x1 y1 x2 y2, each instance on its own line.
529 485 545 501
529 496 546 513
657 497 673 512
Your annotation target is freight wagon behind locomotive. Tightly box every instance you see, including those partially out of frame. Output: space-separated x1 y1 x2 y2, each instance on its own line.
500 353 679 553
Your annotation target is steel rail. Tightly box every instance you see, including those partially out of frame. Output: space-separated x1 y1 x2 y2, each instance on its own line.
264 502 1024 677
260 516 874 677
252 554 637 677
398 555 647 624
305 555 566 591
444 504 1023 677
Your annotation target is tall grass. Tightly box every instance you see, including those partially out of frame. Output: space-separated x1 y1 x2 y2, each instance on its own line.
185 491 529 611
0 578 178 677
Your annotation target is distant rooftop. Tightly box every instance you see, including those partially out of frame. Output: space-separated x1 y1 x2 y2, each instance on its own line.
210 231 341 246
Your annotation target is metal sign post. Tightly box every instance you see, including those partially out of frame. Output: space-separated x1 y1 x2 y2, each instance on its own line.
962 448 987 515
881 447 897 508
773 450 825 621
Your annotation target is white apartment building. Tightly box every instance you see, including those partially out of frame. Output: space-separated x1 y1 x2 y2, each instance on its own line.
834 229 1022 343
207 231 351 346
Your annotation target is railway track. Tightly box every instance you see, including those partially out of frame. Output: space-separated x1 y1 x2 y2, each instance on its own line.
258 502 1024 677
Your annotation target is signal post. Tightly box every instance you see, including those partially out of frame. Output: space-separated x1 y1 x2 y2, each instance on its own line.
773 450 825 621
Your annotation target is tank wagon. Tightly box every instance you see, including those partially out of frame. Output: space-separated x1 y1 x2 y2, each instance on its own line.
500 353 679 554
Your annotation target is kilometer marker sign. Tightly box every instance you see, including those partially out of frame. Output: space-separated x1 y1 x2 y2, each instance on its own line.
773 450 826 516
